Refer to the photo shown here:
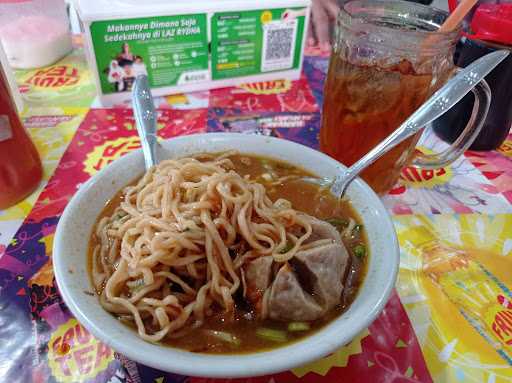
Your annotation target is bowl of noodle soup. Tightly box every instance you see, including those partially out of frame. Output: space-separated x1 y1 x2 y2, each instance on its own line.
54 133 399 377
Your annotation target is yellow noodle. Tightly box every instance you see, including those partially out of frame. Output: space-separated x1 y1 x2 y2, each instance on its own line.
93 154 316 342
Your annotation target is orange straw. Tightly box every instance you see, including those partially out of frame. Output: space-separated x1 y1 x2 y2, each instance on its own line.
438 0 479 32
421 0 478 51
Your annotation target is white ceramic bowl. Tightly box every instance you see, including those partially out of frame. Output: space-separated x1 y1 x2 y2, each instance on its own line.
53 133 399 378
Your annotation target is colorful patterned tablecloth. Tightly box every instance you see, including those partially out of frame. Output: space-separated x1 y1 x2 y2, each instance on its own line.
1 45 511 383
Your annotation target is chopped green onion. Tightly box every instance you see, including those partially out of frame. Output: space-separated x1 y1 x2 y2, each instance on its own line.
353 224 363 234
205 330 240 346
279 242 294 254
288 322 311 332
113 211 127 220
325 218 348 230
260 159 273 167
354 244 366 258
256 328 288 342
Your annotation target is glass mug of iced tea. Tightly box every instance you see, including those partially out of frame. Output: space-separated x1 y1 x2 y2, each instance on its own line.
320 0 491 194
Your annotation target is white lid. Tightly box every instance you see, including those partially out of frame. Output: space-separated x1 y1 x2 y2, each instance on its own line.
76 0 310 21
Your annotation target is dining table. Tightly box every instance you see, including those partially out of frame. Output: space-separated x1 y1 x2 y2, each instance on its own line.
1 37 511 383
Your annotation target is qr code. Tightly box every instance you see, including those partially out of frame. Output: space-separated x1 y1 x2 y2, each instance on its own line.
261 20 298 72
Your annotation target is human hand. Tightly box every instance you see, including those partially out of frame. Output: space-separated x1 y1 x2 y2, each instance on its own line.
308 0 339 52
282 8 307 20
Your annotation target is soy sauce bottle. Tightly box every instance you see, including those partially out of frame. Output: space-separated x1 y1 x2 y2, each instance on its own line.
433 2 512 151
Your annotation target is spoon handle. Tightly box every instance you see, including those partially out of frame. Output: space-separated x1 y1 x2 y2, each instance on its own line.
133 75 159 171
330 50 510 199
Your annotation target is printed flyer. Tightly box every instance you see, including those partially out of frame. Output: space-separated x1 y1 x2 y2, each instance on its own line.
88 7 307 97
90 14 209 94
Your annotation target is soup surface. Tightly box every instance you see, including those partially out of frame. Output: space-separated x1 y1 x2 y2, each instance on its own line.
89 153 368 353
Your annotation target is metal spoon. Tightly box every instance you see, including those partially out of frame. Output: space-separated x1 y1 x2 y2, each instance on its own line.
133 75 159 170
305 50 509 199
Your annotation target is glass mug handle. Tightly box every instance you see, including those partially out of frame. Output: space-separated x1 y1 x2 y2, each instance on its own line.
412 71 492 170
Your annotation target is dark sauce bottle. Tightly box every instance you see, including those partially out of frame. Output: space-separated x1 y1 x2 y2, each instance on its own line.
433 3 512 151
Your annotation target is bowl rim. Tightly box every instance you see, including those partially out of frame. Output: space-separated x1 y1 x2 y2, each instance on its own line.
53 132 399 378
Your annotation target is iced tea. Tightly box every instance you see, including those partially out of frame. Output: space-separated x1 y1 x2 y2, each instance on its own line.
320 56 437 194
319 0 464 195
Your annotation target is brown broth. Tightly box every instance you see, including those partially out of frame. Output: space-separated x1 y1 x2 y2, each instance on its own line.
88 153 368 353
